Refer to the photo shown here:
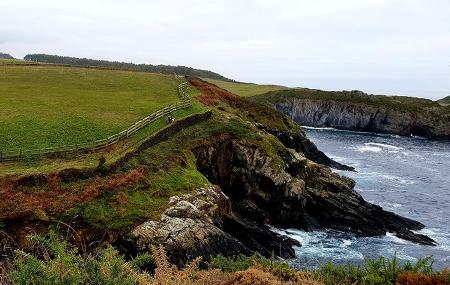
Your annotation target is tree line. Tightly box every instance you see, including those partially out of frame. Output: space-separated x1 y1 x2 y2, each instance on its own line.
24 54 235 82
0 52 14 59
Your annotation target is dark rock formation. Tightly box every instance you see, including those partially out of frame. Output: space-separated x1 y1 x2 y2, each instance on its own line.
255 123 354 171
192 138 435 246
271 98 450 140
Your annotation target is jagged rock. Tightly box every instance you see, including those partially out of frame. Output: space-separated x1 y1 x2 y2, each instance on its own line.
132 216 248 262
255 123 354 171
193 137 436 246
131 186 300 263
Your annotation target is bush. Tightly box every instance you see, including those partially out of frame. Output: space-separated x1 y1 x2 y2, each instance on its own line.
208 254 298 281
316 256 436 285
10 230 152 285
397 270 450 285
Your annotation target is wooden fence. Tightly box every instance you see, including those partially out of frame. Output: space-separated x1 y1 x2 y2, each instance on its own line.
0 82 191 162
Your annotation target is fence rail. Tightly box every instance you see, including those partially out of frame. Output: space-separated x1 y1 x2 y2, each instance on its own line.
0 81 192 162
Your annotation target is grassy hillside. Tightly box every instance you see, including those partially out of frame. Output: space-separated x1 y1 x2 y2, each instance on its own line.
0 61 186 151
203 78 288 97
24 54 234 82
438 95 450 106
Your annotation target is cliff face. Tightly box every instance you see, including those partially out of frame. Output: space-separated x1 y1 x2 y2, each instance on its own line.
272 98 450 140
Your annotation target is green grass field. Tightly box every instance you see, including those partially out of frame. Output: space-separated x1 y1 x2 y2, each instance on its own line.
203 78 288 97
0 62 184 152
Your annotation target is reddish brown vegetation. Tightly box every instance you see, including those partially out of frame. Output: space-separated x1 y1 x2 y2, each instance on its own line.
0 169 146 220
188 77 239 106
188 77 292 130
397 270 450 285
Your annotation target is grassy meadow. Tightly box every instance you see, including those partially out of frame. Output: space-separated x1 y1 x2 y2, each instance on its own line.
0 61 184 152
203 78 288 97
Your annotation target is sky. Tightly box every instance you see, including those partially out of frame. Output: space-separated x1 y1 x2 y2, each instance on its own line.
1 0 449 100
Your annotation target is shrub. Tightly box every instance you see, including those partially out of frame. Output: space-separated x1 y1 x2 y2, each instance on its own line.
397 270 450 285
208 254 298 281
10 230 152 285
316 256 436 285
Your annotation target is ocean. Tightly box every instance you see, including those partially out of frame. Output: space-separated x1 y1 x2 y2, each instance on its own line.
277 127 450 270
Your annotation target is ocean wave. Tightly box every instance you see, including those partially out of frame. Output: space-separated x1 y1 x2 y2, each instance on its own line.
356 145 383 153
302 126 338 131
355 171 416 185
272 228 364 261
374 201 403 211
365 142 403 150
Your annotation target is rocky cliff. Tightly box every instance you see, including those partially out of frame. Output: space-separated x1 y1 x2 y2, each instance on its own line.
250 90 450 140
129 78 435 263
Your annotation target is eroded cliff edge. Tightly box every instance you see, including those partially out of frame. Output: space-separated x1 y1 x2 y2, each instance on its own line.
250 89 450 140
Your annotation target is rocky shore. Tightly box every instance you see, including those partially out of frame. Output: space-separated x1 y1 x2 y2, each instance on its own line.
250 90 450 140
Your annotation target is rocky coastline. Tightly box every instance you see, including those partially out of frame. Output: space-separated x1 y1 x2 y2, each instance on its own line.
271 98 450 140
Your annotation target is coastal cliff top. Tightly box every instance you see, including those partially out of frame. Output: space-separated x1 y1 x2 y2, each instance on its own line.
202 78 450 115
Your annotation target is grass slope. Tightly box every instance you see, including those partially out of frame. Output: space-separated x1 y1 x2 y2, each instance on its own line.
438 95 450 106
203 78 288 97
0 62 183 151
250 88 449 113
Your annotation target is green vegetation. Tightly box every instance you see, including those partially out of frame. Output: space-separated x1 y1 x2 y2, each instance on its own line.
316 257 441 285
10 230 153 285
24 54 234 82
209 254 298 280
67 109 286 229
7 233 449 285
0 63 186 151
203 78 288 97
0 102 206 176
250 88 450 113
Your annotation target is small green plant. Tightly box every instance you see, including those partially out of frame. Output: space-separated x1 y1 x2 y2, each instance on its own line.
10 230 152 285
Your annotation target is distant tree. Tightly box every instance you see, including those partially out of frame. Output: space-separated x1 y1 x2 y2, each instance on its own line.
0 52 14 59
24 54 236 82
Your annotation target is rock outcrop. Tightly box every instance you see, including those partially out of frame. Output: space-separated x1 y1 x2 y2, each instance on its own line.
131 186 300 264
272 98 450 140
192 138 435 246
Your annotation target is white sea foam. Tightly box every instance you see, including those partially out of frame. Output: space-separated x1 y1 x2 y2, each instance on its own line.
378 201 403 210
385 232 411 245
341 239 352 248
365 142 403 150
302 126 338 131
356 145 383 153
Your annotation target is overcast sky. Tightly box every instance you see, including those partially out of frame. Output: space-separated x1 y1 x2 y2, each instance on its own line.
1 0 449 99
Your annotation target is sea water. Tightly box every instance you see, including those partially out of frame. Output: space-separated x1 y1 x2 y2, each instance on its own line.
278 127 450 270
